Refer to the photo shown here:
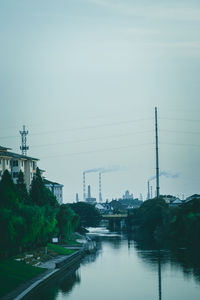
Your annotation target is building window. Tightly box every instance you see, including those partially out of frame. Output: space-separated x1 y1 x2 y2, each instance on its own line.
6 160 9 165
0 159 1 164
32 161 36 170
13 160 19 167
21 161 24 167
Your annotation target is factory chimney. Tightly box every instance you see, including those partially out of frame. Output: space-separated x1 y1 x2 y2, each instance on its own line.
99 173 102 202
83 172 86 201
150 186 153 199
76 193 79 202
88 185 91 198
147 180 150 200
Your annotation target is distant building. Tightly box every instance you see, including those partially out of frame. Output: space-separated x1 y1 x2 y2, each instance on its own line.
185 194 200 202
162 195 183 207
95 203 106 214
44 179 63 204
169 198 183 207
123 190 134 200
0 145 38 187
119 198 142 209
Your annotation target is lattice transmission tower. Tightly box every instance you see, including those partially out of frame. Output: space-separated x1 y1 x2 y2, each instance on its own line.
20 125 29 156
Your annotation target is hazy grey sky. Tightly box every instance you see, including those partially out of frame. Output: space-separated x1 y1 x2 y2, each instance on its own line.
1 0 200 201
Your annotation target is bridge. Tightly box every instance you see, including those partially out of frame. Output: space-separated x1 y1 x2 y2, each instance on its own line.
102 214 128 231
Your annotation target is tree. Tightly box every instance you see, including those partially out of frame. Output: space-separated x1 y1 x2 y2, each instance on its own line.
56 204 79 242
0 170 20 209
16 170 29 204
168 197 200 247
69 202 101 227
127 197 169 242
30 168 58 208
30 168 46 207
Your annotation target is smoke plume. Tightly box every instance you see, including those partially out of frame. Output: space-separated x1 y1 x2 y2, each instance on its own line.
149 171 180 181
84 165 120 174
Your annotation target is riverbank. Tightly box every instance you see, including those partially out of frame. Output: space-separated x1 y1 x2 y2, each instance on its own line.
1 234 96 300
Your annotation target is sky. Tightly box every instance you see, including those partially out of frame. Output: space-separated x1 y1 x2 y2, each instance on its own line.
1 0 200 202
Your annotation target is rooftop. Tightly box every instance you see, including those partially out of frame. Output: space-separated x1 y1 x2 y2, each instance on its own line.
44 179 63 186
0 145 39 161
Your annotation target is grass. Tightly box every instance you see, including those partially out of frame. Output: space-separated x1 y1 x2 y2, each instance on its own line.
47 243 75 255
64 233 83 246
64 239 82 246
0 243 78 297
0 259 45 298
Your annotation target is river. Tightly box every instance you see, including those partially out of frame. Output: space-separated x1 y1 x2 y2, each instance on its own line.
28 227 200 300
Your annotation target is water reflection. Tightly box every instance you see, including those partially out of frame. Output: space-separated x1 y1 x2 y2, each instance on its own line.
26 264 81 300
158 252 162 300
26 228 200 300
129 234 200 299
132 236 200 285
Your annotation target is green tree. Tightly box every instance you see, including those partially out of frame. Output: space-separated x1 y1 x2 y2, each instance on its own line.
56 204 79 242
168 197 200 247
0 208 24 256
16 170 29 204
0 170 20 209
30 168 58 208
69 202 101 227
127 197 169 241
29 168 46 207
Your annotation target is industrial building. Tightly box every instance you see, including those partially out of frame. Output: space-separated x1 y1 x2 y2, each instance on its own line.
86 185 96 203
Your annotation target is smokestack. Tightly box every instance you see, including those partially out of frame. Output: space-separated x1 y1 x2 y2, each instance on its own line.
76 193 79 202
150 186 153 199
83 172 86 201
88 185 91 198
147 180 150 200
99 173 102 202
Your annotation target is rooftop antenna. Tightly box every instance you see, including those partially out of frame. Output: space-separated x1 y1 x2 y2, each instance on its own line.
20 125 29 156
155 107 160 198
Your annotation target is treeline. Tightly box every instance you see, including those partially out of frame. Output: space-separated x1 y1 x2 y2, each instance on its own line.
0 168 79 258
127 196 200 248
69 202 101 228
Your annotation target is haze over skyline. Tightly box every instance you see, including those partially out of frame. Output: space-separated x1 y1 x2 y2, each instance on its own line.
1 0 200 202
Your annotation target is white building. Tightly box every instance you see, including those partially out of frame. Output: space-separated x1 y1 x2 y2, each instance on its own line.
123 190 134 200
0 146 38 187
44 179 63 204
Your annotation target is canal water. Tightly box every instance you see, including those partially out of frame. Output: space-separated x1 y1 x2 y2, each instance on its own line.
29 227 200 300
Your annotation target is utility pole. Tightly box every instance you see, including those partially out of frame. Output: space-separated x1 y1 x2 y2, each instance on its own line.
155 107 160 198
83 172 86 201
99 173 102 202
20 125 29 156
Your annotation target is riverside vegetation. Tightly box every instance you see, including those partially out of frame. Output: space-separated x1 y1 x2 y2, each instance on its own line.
0 168 102 298
0 168 80 298
127 196 200 249
0 168 79 258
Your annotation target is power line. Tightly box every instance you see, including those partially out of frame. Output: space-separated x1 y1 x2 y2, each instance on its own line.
40 142 154 159
161 142 200 148
160 129 200 135
30 130 153 148
160 117 200 123
0 118 153 140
